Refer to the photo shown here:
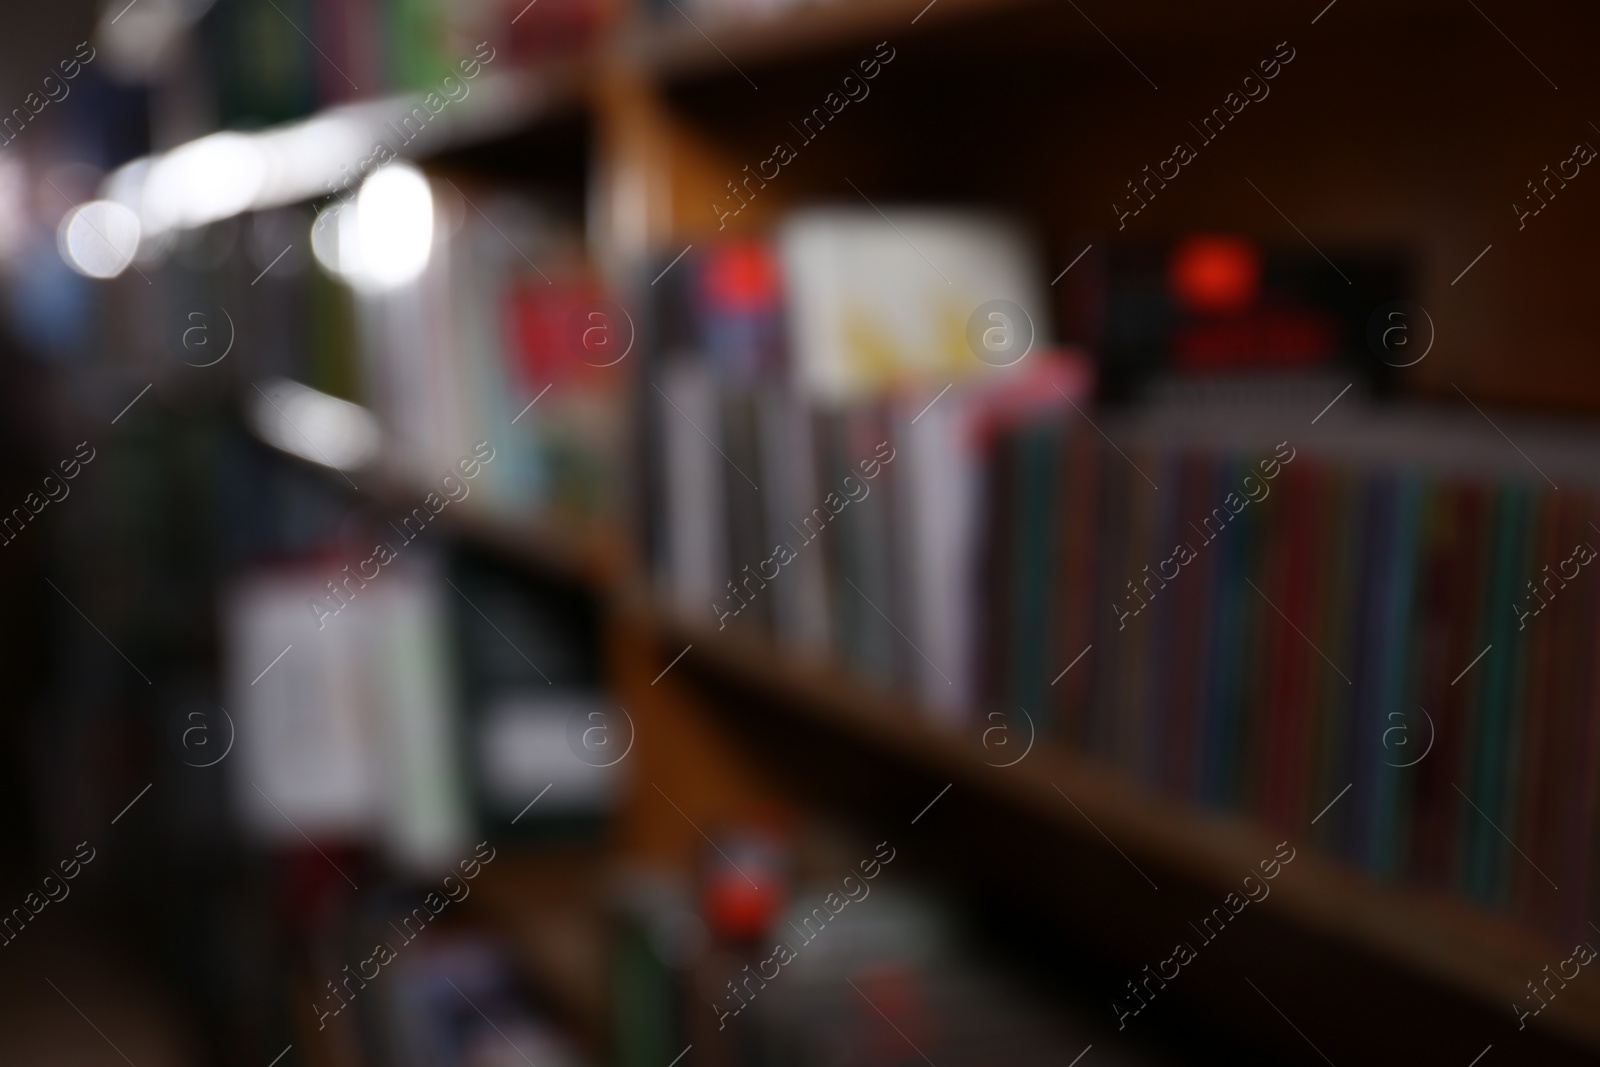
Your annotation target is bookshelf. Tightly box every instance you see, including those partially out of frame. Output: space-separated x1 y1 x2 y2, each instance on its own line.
85 0 1600 1060
335 467 1600 1053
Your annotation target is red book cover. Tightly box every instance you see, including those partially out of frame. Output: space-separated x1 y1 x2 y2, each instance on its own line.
507 0 602 62
504 277 608 390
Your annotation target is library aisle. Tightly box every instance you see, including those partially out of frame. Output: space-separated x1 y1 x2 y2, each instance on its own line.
4 1 1600 1066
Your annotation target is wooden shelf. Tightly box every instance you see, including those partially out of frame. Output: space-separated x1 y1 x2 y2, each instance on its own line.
338 470 627 589
470 844 613 1046
404 56 598 155
258 0 1600 1047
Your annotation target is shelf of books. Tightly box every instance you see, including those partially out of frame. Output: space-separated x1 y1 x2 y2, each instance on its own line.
207 99 1600 1067
618 225 1600 1055
46 0 1600 1061
517 231 1600 1046
341 419 1600 1055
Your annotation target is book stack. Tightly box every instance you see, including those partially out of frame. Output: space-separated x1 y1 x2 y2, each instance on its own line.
985 403 1600 940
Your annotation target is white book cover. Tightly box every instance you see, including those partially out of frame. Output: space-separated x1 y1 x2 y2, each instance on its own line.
227 569 381 843
778 208 1049 404
659 360 729 622
897 392 978 722
360 277 436 482
760 386 831 653
475 694 623 816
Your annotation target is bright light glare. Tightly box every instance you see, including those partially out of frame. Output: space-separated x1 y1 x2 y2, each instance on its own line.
143 132 265 233
309 201 359 278
255 114 369 208
310 163 434 291
104 113 370 256
58 200 142 278
354 164 434 289
249 378 383 471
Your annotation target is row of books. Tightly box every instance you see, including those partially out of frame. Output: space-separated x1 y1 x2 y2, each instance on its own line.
637 209 1600 943
349 178 624 523
639 215 1078 719
984 404 1600 940
221 178 622 524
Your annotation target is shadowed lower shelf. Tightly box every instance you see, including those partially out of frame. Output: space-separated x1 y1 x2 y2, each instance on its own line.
632 591 1600 1049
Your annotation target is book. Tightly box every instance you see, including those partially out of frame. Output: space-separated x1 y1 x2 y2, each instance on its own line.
777 208 1048 404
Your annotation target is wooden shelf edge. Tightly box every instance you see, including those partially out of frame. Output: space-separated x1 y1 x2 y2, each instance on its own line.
322 462 626 587
438 498 627 588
